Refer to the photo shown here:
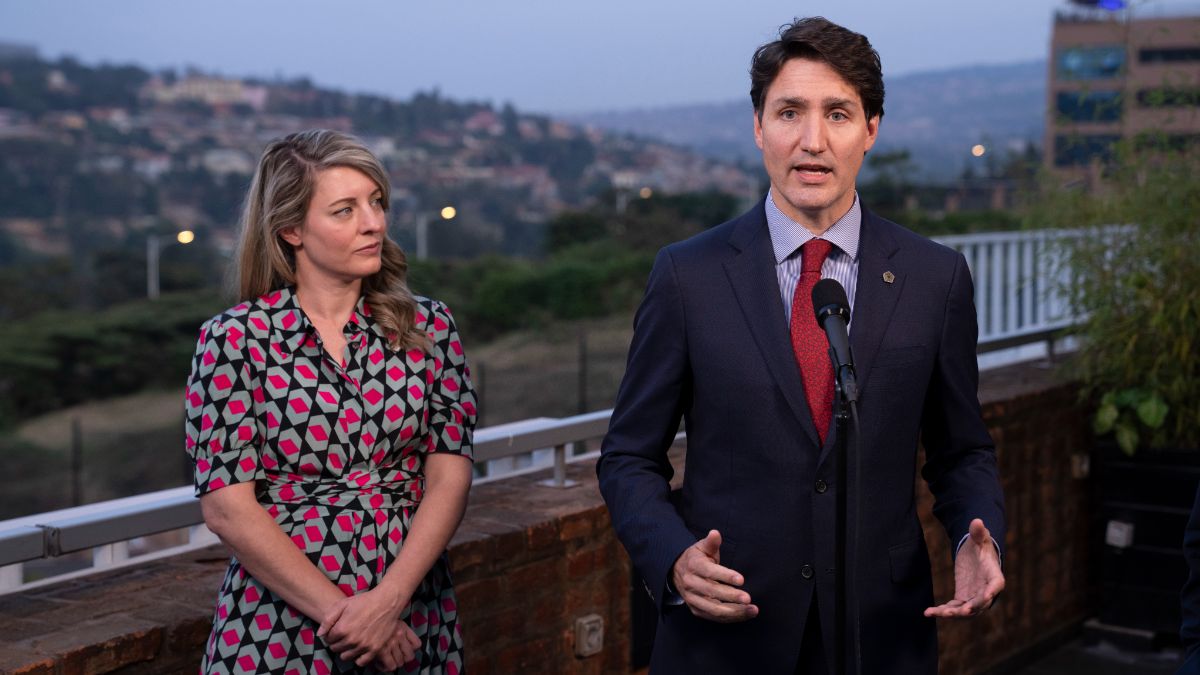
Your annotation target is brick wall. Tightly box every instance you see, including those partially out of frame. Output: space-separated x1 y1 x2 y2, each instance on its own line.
932 364 1093 674
0 360 1091 674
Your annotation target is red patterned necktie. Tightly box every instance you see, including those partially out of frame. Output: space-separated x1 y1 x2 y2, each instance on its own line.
789 239 835 445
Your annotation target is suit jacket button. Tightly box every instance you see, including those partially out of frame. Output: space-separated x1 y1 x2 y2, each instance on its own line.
814 479 828 494
801 564 814 580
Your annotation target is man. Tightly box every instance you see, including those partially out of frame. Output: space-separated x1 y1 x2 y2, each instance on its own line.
597 17 1006 674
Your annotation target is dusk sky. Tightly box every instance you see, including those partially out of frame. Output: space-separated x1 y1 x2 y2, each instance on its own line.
2 0 1198 113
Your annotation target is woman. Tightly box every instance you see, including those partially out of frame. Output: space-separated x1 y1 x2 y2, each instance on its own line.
185 129 476 674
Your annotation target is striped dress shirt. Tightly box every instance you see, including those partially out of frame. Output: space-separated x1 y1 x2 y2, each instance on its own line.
765 189 861 329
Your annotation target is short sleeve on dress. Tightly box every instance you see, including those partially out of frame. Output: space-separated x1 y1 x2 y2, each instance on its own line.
426 301 478 460
184 316 264 495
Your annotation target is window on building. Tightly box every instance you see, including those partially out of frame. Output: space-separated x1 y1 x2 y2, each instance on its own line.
1139 47 1200 64
1056 46 1125 80
1134 132 1200 153
1056 90 1123 121
1137 87 1200 107
1053 134 1121 166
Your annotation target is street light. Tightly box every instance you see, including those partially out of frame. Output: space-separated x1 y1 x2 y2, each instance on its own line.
147 229 194 299
415 206 456 260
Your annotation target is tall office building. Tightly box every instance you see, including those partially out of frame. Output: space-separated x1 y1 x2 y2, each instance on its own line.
1047 4 1200 176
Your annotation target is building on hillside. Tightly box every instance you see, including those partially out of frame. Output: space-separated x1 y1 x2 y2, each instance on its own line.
1047 3 1200 178
140 75 269 112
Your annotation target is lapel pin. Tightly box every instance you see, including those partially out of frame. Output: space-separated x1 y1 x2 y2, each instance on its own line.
882 271 895 284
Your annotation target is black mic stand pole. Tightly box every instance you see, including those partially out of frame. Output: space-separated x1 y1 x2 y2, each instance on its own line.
832 357 861 675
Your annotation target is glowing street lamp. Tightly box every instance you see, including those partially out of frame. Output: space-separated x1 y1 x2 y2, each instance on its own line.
416 205 456 260
147 229 194 299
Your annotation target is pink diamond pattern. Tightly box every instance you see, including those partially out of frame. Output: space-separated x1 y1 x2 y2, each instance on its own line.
184 290 473 673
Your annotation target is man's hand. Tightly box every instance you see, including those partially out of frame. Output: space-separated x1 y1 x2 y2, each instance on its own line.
671 530 759 623
924 518 1005 618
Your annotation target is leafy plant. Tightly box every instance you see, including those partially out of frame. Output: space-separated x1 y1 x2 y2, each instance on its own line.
1031 140 1200 453
1092 389 1168 455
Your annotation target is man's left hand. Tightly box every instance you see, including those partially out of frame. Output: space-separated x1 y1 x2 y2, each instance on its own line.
924 518 1004 619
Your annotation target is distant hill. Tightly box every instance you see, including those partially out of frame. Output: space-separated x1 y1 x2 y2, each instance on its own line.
565 61 1047 181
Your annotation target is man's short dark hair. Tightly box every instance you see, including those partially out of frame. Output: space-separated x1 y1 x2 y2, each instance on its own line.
750 17 885 122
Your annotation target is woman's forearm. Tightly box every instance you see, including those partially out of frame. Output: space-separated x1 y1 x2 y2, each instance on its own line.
375 453 473 607
201 482 346 623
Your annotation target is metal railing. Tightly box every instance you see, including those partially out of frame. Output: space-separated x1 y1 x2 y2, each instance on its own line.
935 229 1074 345
0 410 616 592
0 227 1093 592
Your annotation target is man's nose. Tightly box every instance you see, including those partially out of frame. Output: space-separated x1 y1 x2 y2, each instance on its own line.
798 118 826 154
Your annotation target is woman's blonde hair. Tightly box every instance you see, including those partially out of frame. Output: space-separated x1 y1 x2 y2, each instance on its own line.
234 129 427 350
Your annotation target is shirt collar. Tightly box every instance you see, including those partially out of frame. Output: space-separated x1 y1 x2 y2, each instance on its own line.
765 188 862 264
254 286 386 348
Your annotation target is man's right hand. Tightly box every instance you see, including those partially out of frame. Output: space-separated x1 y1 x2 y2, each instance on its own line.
671 530 759 623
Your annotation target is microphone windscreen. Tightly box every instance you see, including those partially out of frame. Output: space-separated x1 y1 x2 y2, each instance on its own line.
812 278 849 316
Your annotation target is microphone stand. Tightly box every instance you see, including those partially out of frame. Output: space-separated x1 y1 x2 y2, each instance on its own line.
832 357 861 675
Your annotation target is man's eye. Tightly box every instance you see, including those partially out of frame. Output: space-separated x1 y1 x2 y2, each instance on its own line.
781 110 797 120
830 111 848 121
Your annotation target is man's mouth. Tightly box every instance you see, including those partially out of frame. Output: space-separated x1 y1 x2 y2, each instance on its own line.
793 164 832 175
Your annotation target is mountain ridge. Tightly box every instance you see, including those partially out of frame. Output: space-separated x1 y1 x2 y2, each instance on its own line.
564 60 1047 180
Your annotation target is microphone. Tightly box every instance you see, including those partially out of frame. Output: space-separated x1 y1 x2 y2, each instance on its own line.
812 278 858 404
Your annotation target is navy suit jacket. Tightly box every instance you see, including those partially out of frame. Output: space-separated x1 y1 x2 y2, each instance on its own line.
597 200 1006 674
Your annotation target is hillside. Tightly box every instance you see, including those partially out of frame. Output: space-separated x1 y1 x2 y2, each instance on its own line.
566 61 1047 181
0 50 759 262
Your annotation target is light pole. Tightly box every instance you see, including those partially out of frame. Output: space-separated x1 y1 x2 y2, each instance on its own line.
147 229 195 299
415 205 456 260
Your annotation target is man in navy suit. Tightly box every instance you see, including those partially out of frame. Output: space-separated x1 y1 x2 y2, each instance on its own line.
597 17 1006 674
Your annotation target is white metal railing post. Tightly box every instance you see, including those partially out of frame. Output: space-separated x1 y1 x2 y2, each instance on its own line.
92 541 129 569
537 443 580 489
1005 240 1020 333
0 564 22 590
1021 237 1035 329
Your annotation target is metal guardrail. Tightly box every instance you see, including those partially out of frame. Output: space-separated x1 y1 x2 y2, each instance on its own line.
935 228 1077 343
0 409 617 586
1 227 1097 590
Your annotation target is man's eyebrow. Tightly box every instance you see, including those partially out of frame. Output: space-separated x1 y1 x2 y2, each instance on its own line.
822 97 857 110
772 96 810 108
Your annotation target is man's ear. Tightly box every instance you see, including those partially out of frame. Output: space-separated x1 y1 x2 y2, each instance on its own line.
863 114 880 153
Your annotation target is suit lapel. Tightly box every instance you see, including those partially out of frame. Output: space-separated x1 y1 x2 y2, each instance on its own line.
847 209 905 401
722 203 822 448
813 209 905 467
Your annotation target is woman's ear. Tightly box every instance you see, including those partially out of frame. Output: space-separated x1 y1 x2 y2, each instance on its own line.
278 225 302 247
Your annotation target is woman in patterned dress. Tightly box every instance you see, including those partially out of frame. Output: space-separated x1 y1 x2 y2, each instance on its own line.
186 129 476 674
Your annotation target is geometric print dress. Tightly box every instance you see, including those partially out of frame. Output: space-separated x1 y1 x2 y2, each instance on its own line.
185 287 477 674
